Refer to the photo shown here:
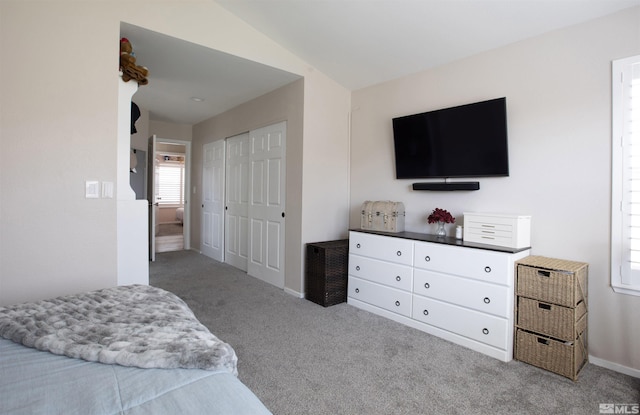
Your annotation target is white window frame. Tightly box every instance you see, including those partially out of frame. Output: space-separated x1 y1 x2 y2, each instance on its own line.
611 54 640 296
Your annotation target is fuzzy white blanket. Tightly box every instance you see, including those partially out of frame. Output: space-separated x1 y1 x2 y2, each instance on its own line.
0 285 237 375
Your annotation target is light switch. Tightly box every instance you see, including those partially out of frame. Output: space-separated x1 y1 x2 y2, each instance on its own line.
102 181 114 198
85 181 99 198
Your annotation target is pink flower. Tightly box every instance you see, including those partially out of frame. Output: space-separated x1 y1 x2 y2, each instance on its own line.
427 208 455 224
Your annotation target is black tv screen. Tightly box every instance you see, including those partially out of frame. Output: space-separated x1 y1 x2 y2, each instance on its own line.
392 97 509 179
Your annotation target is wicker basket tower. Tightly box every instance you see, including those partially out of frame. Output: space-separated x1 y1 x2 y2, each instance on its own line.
514 256 588 381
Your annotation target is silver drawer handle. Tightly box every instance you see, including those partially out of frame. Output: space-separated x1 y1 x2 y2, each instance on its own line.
396 276 401 281
424 282 430 289
355 266 360 271
355 288 359 293
423 309 429 316
356 243 361 248
395 301 400 307
484 297 490 304
484 266 491 273
482 328 489 335
396 251 402 256
425 256 431 262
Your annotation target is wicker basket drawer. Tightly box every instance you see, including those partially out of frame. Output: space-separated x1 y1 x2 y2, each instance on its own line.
515 329 588 381
517 297 587 341
516 256 588 307
306 240 349 307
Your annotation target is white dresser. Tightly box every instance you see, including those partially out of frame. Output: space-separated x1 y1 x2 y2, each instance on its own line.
348 230 530 362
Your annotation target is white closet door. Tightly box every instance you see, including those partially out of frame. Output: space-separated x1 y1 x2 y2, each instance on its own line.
201 140 225 261
225 133 250 271
248 122 286 289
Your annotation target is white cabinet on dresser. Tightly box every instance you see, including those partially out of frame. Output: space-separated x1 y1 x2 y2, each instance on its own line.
348 230 530 362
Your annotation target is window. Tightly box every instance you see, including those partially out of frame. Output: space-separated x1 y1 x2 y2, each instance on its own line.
611 54 640 296
155 155 185 206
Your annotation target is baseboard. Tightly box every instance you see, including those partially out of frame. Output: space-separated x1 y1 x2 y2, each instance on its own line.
589 355 640 378
284 287 304 298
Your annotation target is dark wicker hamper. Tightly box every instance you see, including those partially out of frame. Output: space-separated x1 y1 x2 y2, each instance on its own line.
305 239 349 307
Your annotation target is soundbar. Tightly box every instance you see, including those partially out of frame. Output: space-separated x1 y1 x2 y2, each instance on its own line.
412 182 480 191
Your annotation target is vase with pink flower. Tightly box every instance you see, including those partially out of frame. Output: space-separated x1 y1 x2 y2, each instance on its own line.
427 208 455 237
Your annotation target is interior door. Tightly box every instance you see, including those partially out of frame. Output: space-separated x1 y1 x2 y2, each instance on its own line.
248 122 286 288
225 133 250 271
147 135 158 261
201 140 225 261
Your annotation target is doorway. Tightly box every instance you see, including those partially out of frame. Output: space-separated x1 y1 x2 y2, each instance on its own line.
149 137 192 259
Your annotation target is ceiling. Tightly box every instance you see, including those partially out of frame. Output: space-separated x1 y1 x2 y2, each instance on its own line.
120 23 301 125
123 0 639 125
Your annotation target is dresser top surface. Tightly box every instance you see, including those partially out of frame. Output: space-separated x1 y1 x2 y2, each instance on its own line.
350 229 531 254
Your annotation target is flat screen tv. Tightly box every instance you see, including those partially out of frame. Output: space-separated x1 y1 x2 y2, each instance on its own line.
392 97 509 179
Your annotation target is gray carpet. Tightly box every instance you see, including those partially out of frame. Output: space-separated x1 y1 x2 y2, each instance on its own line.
150 250 639 415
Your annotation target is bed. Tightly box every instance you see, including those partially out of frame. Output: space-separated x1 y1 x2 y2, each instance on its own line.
176 207 184 224
0 285 272 415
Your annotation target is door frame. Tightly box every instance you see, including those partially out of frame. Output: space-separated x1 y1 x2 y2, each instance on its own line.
150 137 192 253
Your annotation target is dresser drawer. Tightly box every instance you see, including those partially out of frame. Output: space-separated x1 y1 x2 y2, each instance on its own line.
412 296 509 350
464 229 514 247
413 270 510 317
349 231 413 265
414 242 511 285
348 276 412 317
349 255 413 291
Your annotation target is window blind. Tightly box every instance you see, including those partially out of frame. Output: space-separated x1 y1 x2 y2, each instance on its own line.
156 162 184 205
612 55 640 295
627 65 640 275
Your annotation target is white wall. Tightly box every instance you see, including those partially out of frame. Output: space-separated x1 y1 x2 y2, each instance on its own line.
149 120 193 142
301 70 352 245
1 2 120 304
350 8 640 373
0 1 349 305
